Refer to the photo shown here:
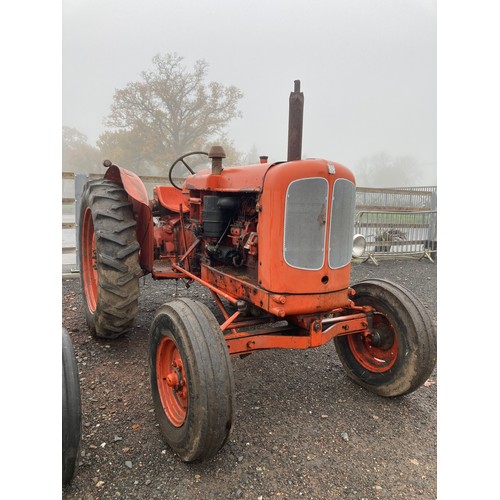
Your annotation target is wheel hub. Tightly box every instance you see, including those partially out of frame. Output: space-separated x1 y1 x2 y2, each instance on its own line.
369 330 381 346
156 337 188 427
367 323 394 349
348 313 398 373
81 207 98 313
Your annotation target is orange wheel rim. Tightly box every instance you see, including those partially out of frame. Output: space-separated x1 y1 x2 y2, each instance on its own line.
347 312 398 373
81 207 98 313
156 336 188 427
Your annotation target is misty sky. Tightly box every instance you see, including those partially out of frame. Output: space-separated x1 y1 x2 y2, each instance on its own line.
63 0 436 184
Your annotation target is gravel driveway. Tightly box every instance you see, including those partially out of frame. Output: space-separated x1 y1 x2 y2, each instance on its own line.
62 258 437 499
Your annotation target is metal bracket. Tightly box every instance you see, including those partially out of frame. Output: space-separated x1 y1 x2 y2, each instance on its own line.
363 253 379 266
419 249 435 263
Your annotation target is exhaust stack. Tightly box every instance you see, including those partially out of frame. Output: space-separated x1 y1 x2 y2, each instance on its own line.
287 80 304 161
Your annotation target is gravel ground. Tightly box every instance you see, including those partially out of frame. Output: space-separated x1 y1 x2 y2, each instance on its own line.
62 258 437 499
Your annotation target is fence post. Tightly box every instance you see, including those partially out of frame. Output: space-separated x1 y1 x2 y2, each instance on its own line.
429 191 437 249
74 174 89 272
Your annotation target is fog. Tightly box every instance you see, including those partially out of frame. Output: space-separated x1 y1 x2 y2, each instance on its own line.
63 0 436 186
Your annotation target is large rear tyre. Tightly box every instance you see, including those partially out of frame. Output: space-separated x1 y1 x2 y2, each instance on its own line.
334 279 436 397
62 328 81 485
149 298 235 462
78 179 142 339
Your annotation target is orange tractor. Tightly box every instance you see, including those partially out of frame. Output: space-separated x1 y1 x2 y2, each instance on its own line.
78 82 436 462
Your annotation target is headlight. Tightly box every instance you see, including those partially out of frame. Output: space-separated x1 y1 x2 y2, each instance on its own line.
352 234 366 258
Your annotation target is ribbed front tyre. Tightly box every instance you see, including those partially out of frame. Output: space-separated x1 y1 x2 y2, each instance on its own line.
79 179 142 339
335 279 437 397
149 298 235 462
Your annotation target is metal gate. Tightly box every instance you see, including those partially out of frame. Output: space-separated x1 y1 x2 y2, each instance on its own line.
354 209 437 263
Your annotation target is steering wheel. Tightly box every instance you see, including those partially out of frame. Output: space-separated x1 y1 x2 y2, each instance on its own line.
168 151 208 190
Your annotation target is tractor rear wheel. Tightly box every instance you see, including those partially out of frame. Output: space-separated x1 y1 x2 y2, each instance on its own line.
79 179 142 339
334 279 436 397
149 298 235 462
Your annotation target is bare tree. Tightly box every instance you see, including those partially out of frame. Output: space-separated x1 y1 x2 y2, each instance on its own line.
99 53 243 172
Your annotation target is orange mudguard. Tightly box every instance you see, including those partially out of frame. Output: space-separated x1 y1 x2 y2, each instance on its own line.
104 164 154 273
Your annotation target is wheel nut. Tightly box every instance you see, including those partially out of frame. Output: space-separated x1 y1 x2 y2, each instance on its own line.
166 373 179 387
370 331 381 346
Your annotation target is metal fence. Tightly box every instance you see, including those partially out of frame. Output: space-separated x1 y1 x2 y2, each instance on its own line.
62 172 437 272
356 186 436 211
355 209 437 263
352 187 437 263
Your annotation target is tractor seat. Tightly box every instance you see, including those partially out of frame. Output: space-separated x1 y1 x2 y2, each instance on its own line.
155 186 190 213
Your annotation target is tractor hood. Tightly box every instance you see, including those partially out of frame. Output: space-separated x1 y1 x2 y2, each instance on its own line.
183 158 354 193
183 161 273 192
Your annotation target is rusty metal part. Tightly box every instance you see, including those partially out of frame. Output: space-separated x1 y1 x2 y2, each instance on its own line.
171 263 239 305
178 204 190 272
287 80 304 161
201 264 353 316
156 337 188 427
208 145 226 175
223 311 371 356
208 145 226 159
177 238 201 265
347 312 398 373
103 163 154 272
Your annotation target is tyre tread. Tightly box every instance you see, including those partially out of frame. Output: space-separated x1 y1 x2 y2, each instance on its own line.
79 180 141 338
149 298 234 461
335 278 436 397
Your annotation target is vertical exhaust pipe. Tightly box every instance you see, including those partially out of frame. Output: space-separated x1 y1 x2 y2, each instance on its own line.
287 80 304 161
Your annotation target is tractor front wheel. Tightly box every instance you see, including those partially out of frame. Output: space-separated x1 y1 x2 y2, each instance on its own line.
79 179 142 339
334 279 436 397
149 298 235 462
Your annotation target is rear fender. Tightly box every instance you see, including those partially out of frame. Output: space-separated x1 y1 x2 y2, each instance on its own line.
104 164 154 273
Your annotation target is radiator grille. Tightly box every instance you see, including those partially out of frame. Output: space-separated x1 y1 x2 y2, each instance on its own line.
329 179 356 269
283 177 328 270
